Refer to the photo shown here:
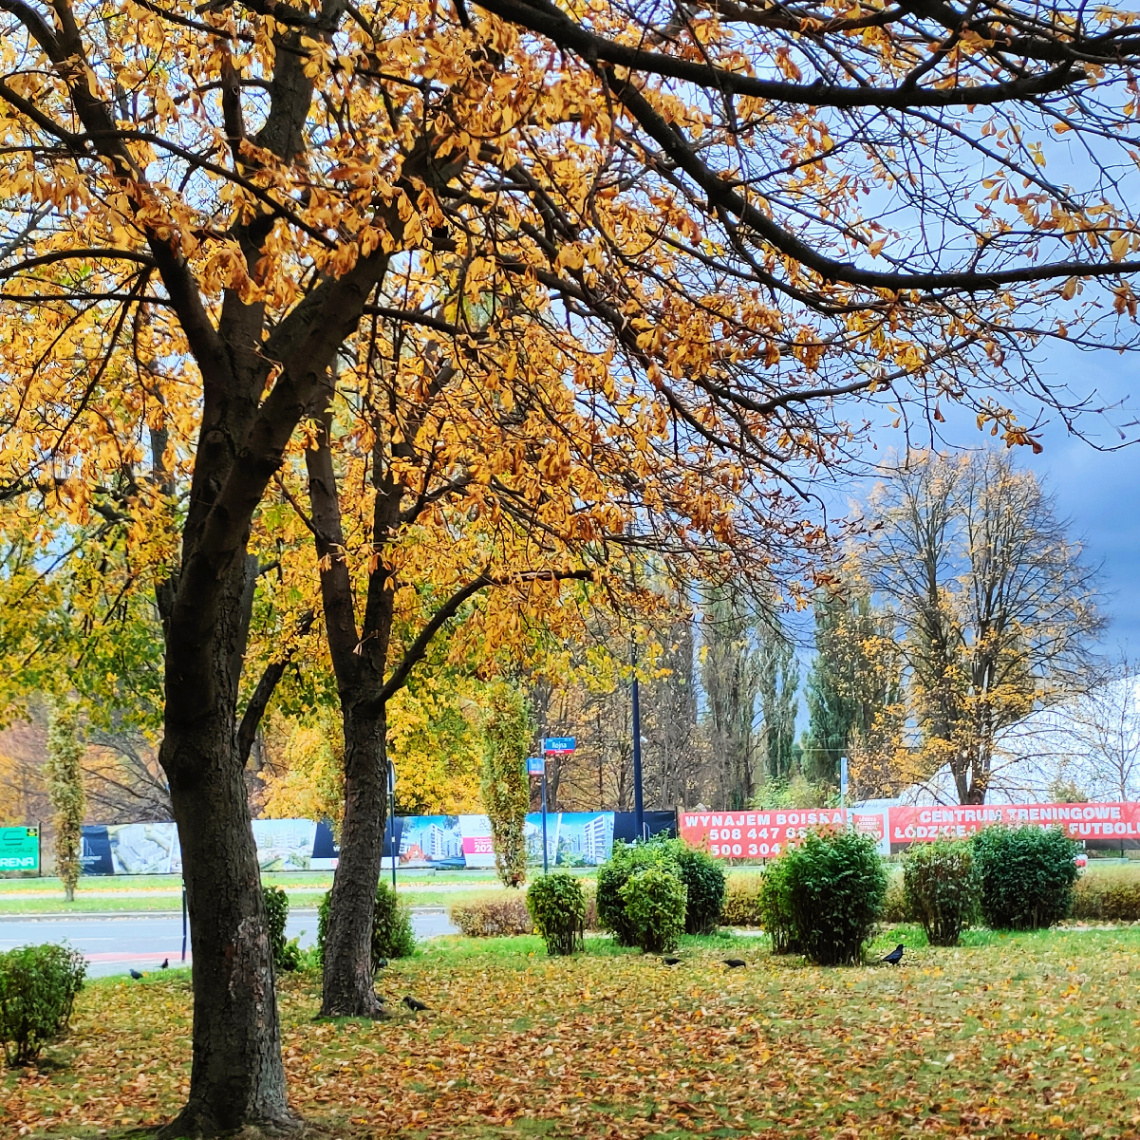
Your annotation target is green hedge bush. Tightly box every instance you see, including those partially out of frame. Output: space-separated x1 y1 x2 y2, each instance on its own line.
597 840 681 946
782 830 887 965
526 872 586 955
759 858 800 954
619 868 687 953
262 885 302 972
448 893 534 937
673 844 726 935
902 839 979 946
0 943 86 1065
973 825 1079 931
318 882 415 968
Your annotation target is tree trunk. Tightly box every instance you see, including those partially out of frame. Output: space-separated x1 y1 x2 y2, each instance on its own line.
157 551 293 1138
319 708 389 1018
159 726 292 1137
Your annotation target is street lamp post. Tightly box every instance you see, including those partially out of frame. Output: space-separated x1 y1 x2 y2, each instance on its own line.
631 644 645 841
388 759 397 893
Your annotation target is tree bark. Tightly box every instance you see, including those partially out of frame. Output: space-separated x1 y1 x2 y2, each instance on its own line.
162 734 291 1136
319 707 389 1018
158 558 293 1137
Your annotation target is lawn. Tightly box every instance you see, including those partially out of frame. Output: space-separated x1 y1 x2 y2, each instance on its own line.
4 926 1140 1139
0 869 507 914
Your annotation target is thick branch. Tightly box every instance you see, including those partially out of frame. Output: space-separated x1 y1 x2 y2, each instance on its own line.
473 0 1079 108
367 568 596 714
236 610 316 764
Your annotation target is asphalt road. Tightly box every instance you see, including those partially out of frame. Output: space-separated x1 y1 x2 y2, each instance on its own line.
0 909 458 978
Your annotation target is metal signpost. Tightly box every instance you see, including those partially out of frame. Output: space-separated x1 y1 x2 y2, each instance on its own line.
539 738 575 874
527 756 548 873
632 678 645 840
840 755 849 811
388 760 397 893
630 644 645 841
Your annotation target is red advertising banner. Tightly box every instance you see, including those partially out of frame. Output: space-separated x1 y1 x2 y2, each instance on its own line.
680 801 1138 860
679 809 848 860
888 801 1140 845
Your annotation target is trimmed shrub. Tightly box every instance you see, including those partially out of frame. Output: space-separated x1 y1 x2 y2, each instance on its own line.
263 886 302 972
448 893 534 937
673 845 727 935
318 882 415 969
619 868 687 953
526 873 586 955
721 874 764 927
880 874 910 924
596 840 681 946
902 839 979 946
581 878 601 931
782 830 888 965
973 825 1079 931
758 859 799 954
1072 871 1140 921
0 943 86 1065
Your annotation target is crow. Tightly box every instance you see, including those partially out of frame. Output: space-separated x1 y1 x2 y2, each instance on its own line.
129 969 143 980
880 944 905 966
661 957 682 966
160 958 169 969
723 959 746 969
375 958 388 971
403 996 428 1013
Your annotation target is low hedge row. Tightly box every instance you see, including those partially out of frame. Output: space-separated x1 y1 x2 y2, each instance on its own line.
1071 873 1140 921
449 882 602 937
725 865 1140 926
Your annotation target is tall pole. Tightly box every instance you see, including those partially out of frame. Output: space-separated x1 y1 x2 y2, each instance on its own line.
181 880 188 963
388 759 397 893
631 643 645 841
541 762 549 875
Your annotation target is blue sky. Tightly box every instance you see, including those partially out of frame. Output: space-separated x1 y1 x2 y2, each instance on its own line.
1018 349 1140 653
844 340 1140 656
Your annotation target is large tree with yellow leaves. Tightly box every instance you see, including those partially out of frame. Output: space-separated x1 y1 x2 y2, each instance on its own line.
5 0 1140 1130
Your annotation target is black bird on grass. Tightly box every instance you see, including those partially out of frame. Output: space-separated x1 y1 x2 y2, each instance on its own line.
403 996 429 1013
880 944 905 966
661 957 682 966
723 959 747 969
129 969 143 980
160 958 169 969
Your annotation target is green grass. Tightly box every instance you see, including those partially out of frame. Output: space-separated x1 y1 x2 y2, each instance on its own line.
0 870 512 913
5 926 1140 1138
0 889 460 914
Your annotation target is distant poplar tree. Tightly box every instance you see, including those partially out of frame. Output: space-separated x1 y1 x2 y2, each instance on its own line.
481 685 534 888
46 697 85 902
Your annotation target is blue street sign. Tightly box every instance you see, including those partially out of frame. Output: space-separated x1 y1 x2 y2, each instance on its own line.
840 755 849 800
543 737 575 753
526 756 545 775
